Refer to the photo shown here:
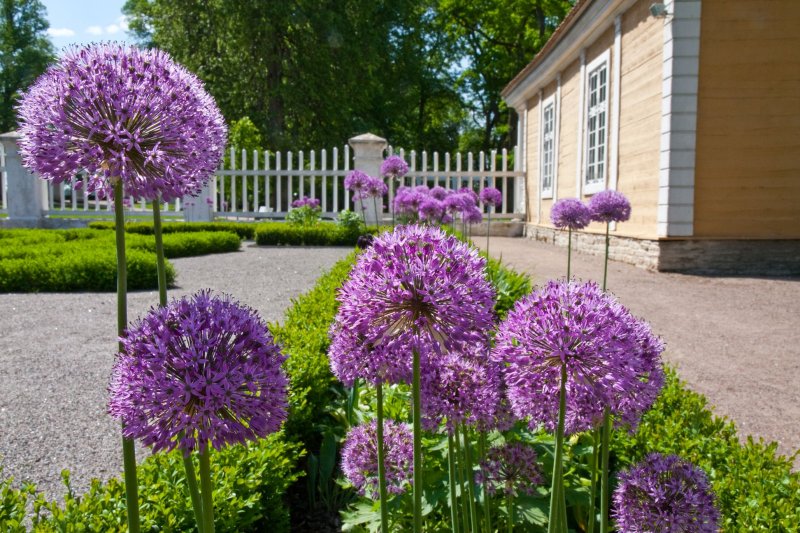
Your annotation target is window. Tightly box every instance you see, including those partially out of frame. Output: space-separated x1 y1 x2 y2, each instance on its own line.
541 97 555 198
584 53 608 194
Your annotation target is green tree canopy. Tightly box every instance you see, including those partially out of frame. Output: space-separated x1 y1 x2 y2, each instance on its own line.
0 0 54 133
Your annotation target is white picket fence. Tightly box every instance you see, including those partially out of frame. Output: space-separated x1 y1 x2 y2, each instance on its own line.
1 139 525 221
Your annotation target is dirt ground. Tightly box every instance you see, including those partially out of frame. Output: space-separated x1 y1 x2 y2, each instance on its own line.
477 236 800 466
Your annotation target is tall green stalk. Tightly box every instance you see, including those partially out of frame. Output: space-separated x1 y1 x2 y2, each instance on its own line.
603 223 610 291
587 428 600 533
114 181 140 533
506 491 514 533
456 428 470 531
198 446 215 533
376 382 390 533
153 200 204 531
462 425 479 532
372 197 381 232
567 228 573 279
548 363 568 533
479 432 492 533
486 208 492 256
447 432 460 533
412 348 423 533
600 408 612 533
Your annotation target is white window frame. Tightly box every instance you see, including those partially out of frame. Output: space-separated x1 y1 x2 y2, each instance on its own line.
540 94 556 199
583 50 610 195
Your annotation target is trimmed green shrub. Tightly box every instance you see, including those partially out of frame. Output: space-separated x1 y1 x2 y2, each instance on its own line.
255 222 361 246
0 229 240 292
89 221 257 240
612 367 800 530
0 434 302 532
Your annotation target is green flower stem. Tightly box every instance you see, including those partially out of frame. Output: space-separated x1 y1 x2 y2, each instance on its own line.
567 228 572 279
152 199 168 307
506 491 514 533
447 432 460 533
600 408 612 533
479 432 492 533
486 209 492 256
456 428 469 531
548 363 568 533
198 446 215 533
372 197 380 232
603 223 610 291
114 181 140 533
376 382 390 533
463 426 479 532
412 348 423 533
587 428 600 533
153 200 204 531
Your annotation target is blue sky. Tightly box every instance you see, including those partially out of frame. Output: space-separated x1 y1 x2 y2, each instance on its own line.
41 0 135 52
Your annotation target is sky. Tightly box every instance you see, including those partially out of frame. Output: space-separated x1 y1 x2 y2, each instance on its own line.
41 0 136 53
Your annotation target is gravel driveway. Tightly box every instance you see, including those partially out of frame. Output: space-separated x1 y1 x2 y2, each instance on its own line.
0 244 352 500
479 236 800 467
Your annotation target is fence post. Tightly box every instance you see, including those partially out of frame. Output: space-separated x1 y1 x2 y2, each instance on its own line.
348 133 387 226
0 131 46 227
183 181 213 222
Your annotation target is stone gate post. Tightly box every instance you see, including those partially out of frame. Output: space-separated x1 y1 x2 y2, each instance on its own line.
348 133 387 226
0 132 46 227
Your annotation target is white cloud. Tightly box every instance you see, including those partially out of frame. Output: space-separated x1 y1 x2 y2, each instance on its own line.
105 24 120 34
118 16 130 32
86 26 103 35
48 28 76 37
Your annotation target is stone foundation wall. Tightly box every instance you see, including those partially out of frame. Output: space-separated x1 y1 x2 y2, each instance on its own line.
524 223 800 275
468 219 525 237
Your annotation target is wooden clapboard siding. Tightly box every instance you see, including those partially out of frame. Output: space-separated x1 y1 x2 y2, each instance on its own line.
613 0 663 239
525 94 540 223
694 0 800 238
554 58 581 206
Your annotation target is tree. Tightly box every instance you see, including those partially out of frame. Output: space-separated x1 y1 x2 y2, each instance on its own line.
436 0 573 152
0 0 54 132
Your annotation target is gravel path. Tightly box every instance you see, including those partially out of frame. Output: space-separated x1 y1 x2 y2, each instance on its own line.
478 236 800 467
0 244 352 500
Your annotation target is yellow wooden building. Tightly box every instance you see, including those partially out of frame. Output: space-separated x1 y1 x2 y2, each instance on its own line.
502 0 800 273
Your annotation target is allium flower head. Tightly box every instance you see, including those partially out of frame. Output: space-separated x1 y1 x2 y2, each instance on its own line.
492 280 664 435
380 155 409 180
475 442 543 497
614 453 719 533
479 187 503 207
463 206 483 224
329 225 495 385
421 345 501 431
550 198 592 230
16 43 226 202
291 196 320 209
430 186 448 200
364 176 389 198
418 196 444 223
589 190 631 223
345 170 371 192
342 420 414 499
443 192 470 214
108 290 288 454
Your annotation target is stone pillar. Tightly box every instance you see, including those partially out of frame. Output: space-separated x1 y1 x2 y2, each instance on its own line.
183 180 214 222
348 133 387 226
0 131 46 227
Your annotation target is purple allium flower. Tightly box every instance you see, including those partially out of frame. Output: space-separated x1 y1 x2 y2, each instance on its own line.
421 345 501 431
492 280 664 435
329 225 495 385
418 197 444 223
291 196 321 209
614 453 720 533
16 43 226 202
459 187 479 205
380 155 409 180
341 419 414 499
475 442 543 497
462 206 483 224
345 170 371 193
589 190 631 223
479 187 503 207
430 186 448 200
364 176 389 199
108 290 288 454
443 192 470 214
356 234 375 250
550 198 592 230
